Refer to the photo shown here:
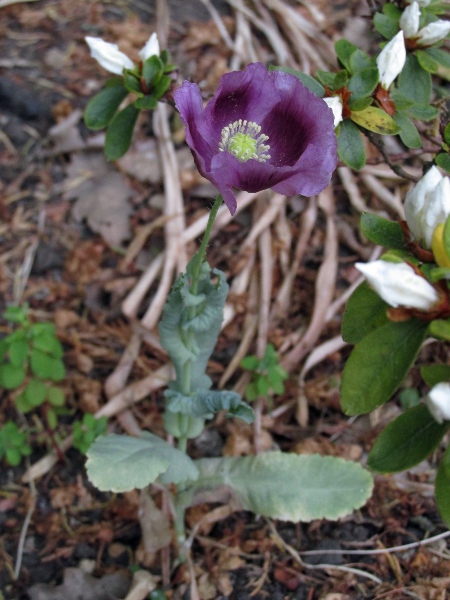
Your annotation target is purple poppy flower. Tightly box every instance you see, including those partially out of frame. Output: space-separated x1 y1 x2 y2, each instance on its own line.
174 63 338 215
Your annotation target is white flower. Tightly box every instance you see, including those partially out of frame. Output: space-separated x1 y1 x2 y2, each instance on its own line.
405 0 431 5
86 33 160 75
399 1 450 46
417 21 450 46
323 97 343 128
404 166 450 248
355 260 439 310
85 37 134 75
425 382 450 424
376 31 406 89
139 33 160 61
399 2 420 39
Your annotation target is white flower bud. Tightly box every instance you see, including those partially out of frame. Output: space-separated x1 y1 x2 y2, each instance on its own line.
405 0 431 5
425 382 450 424
399 2 420 39
376 31 406 89
323 97 343 127
417 20 450 46
404 166 450 248
139 33 160 61
85 36 134 74
355 260 439 310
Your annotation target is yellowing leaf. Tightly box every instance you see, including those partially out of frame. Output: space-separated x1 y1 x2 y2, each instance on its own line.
350 106 401 135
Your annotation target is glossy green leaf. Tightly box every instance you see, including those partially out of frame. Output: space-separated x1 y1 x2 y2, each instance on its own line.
398 54 432 105
390 90 415 110
181 453 373 522
152 75 171 98
347 68 379 100
341 282 389 344
134 95 158 110
341 319 428 415
381 2 402 20
421 364 450 387
407 104 438 121
436 445 450 527
315 70 335 87
416 49 440 74
348 97 373 112
105 104 140 161
349 50 374 73
368 404 449 473
393 112 422 149
360 213 406 249
84 81 128 130
423 47 450 69
351 106 401 135
334 39 358 71
86 432 199 492
373 13 399 39
436 152 450 173
142 55 163 87
332 69 348 90
123 71 141 94
337 119 366 170
428 319 450 342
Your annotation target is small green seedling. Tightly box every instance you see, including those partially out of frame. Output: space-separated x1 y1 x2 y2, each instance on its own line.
73 413 108 454
241 344 288 402
0 421 31 466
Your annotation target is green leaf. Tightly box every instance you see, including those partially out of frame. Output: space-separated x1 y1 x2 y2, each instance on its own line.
25 379 47 407
407 104 438 121
416 49 440 74
351 106 401 135
436 152 450 173
424 47 450 69
47 386 65 407
445 123 450 146
341 319 428 415
332 69 348 91
46 407 58 430
390 90 415 110
164 389 254 423
123 71 141 94
393 112 422 149
142 55 163 87
8 339 29 367
32 333 63 357
421 364 450 387
428 319 450 342
181 453 373 522
245 382 258 402
3 305 28 325
105 104 140 161
6 448 22 466
134 95 158 110
360 213 406 249
152 75 171 99
256 377 270 396
158 259 229 394
84 81 128 130
16 392 32 413
398 54 432 105
436 445 450 527
348 97 373 112
382 2 402 20
373 13 399 39
368 404 449 473
337 119 366 170
341 282 389 344
347 68 379 100
399 388 421 410
315 70 335 87
334 39 358 72
349 50 374 74
269 66 325 96
86 432 199 492
0 364 26 389
241 355 260 371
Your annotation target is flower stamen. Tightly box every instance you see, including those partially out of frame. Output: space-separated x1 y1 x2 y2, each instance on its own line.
219 120 270 163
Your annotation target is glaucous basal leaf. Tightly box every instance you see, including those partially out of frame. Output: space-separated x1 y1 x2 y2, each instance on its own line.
158 260 229 393
164 389 254 423
341 319 428 415
368 404 449 473
182 453 373 521
360 213 406 249
341 282 389 344
86 432 199 492
436 446 450 527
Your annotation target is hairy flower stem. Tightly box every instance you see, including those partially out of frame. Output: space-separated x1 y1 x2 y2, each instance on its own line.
177 195 223 454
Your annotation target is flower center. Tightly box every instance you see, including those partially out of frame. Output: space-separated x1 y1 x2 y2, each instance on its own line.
219 120 270 163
